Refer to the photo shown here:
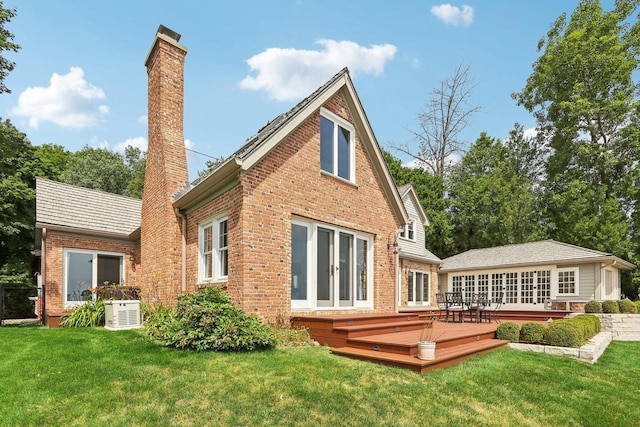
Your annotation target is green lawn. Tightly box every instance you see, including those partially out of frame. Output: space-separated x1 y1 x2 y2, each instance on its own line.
1 327 638 426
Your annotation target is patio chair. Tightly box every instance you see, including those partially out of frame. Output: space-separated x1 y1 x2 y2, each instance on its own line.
480 292 503 323
467 293 488 323
444 292 468 323
436 293 448 321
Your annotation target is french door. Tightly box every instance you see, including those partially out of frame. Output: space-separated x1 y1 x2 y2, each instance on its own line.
292 221 371 310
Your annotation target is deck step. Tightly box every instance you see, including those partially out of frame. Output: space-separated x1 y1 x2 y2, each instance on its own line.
332 339 509 374
332 319 426 337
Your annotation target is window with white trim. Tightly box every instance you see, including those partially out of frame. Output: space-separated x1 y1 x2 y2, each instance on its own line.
407 269 430 305
556 267 578 296
320 108 355 182
199 215 229 282
63 249 124 308
399 220 415 241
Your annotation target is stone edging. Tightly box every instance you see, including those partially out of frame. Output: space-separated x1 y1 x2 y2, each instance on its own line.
508 332 613 364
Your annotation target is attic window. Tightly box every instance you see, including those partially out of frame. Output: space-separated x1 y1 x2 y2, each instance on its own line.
399 220 416 242
320 108 355 182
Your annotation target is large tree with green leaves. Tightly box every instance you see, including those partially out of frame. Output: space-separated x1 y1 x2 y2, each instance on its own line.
447 133 543 254
0 2 18 94
513 0 640 296
0 120 36 285
60 146 142 197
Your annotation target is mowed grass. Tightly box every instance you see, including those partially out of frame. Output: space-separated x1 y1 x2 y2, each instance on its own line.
1 327 639 426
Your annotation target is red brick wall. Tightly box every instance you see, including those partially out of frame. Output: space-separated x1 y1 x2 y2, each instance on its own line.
140 33 189 304
42 231 140 319
185 92 402 321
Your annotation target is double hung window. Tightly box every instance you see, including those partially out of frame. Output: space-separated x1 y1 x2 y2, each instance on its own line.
199 215 229 282
320 108 355 182
407 270 430 305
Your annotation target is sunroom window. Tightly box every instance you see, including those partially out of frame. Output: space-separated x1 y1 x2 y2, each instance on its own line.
556 267 578 295
320 108 355 182
199 215 229 282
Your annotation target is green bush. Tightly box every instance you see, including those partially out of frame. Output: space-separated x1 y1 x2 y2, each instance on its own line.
584 300 602 313
618 299 638 314
146 286 276 352
602 300 620 313
635 301 640 313
571 314 601 341
496 321 520 342
543 320 583 348
519 322 546 344
60 300 105 328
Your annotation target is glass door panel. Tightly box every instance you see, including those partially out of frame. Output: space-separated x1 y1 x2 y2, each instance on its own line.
291 224 308 300
339 233 353 306
66 252 93 303
317 228 334 307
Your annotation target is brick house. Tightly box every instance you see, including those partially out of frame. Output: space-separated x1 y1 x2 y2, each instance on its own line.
35 26 441 325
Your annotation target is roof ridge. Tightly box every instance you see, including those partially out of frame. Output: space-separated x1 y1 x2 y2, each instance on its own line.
36 177 142 203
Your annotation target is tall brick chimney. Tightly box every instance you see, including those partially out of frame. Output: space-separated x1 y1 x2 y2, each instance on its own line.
141 25 189 303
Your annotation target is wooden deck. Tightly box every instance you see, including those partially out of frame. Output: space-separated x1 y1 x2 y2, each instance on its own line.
292 309 571 374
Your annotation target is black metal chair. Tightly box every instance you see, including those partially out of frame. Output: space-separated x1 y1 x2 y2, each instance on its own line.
436 293 448 321
445 292 468 323
480 291 503 323
468 292 488 323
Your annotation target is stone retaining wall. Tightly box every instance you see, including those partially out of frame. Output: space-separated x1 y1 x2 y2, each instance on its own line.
591 313 640 341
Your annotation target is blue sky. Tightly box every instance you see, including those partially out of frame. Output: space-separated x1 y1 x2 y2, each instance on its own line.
0 1 615 180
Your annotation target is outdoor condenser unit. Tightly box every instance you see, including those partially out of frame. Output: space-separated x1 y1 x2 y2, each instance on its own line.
104 300 141 331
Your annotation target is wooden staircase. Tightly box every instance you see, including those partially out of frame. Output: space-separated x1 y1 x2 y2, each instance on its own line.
292 310 570 374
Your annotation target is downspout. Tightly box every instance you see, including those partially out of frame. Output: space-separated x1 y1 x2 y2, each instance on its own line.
41 228 47 323
174 208 187 293
395 249 401 313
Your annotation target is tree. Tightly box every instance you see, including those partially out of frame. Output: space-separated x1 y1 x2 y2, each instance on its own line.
390 64 482 175
0 119 36 285
447 133 542 253
60 146 134 196
0 2 19 94
382 150 454 257
123 145 146 198
33 143 72 181
513 0 640 294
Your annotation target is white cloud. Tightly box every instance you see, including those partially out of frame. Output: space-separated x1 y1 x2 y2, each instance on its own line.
89 136 110 150
431 4 474 27
523 127 537 139
138 115 147 124
184 139 195 150
114 136 148 153
12 67 109 129
239 39 397 101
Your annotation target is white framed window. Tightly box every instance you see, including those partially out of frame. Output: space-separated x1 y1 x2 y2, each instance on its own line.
407 269 430 305
63 248 125 308
399 220 416 242
291 218 372 310
320 108 356 182
199 214 229 283
555 267 579 296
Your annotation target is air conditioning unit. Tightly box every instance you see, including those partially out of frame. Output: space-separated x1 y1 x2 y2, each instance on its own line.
105 300 141 331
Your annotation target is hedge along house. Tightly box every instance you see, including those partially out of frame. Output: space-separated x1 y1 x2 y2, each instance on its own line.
395 184 442 310
438 240 635 311
35 25 419 325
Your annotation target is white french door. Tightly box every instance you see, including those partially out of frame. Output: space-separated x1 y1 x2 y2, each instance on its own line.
292 220 372 310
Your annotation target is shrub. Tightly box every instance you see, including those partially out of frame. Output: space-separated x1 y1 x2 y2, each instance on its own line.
602 300 620 313
571 314 601 341
496 321 520 342
635 301 640 313
60 300 105 328
543 320 583 348
519 322 546 344
147 287 276 352
618 299 638 314
584 300 602 313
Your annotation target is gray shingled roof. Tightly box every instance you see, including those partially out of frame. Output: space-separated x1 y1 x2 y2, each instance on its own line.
36 177 142 237
440 240 634 271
